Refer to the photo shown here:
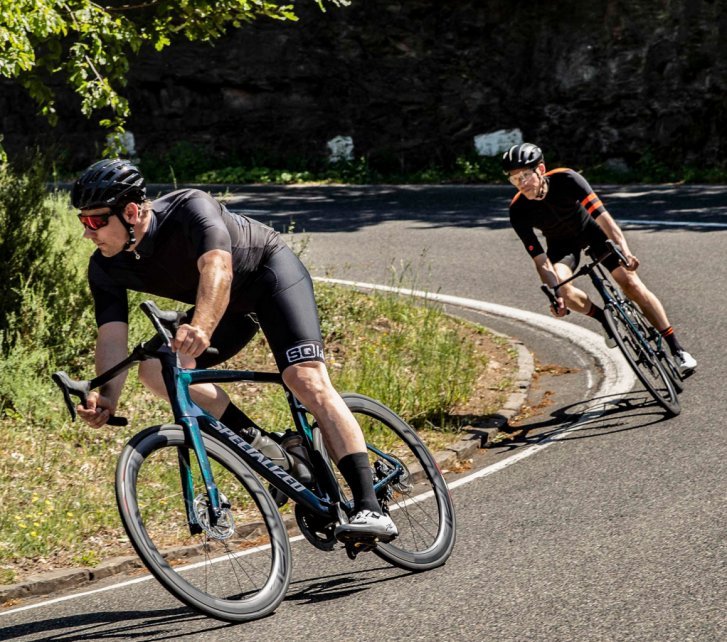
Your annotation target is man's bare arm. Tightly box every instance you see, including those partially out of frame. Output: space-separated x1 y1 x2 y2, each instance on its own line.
595 212 639 270
173 249 233 357
77 321 129 427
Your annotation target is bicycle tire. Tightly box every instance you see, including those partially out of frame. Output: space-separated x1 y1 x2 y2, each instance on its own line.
604 304 681 416
626 306 685 394
340 393 456 571
115 424 291 622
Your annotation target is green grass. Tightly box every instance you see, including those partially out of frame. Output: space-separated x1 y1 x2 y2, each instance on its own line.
0 284 509 578
0 189 514 578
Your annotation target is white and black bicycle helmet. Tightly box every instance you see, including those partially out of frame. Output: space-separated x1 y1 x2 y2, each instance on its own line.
501 143 544 174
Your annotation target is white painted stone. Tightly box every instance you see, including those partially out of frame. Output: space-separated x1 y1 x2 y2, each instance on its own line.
327 135 354 162
473 129 523 156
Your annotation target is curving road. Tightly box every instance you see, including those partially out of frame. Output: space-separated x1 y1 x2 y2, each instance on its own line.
1 185 725 641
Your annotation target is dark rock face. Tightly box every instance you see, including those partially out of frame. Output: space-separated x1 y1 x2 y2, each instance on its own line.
2 0 726 169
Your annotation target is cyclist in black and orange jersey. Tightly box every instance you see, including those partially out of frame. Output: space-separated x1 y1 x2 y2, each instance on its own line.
69 158 397 542
503 143 696 375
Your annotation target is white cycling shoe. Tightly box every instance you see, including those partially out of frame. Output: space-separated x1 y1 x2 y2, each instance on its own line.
675 350 697 376
334 510 398 543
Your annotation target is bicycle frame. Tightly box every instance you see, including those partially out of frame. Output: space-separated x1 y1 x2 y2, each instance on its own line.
53 300 409 538
151 344 342 531
137 344 407 536
558 250 656 357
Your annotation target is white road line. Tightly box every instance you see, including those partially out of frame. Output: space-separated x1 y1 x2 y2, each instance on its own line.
619 219 727 229
0 286 636 617
481 216 727 229
315 279 637 487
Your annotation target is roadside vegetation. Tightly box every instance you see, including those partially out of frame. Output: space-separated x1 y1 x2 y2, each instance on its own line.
129 140 727 186
0 157 516 584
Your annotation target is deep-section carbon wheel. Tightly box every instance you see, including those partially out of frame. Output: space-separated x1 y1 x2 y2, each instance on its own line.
626 304 685 394
605 303 680 416
341 394 456 571
116 425 291 622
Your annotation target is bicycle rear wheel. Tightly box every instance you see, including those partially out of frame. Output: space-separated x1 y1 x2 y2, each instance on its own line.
341 393 456 571
605 304 681 416
116 424 291 622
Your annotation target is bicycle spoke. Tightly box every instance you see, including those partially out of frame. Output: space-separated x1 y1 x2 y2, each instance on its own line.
341 394 456 571
605 304 680 416
116 426 291 622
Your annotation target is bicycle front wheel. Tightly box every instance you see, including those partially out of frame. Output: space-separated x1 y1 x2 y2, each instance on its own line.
605 304 681 416
116 425 291 622
627 305 685 394
341 393 456 571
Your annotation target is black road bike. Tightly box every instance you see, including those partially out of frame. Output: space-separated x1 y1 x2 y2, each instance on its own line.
541 240 682 416
53 301 456 622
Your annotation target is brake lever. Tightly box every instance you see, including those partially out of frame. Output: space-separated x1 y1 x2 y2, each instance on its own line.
51 371 128 426
139 300 219 358
540 284 570 315
605 239 629 267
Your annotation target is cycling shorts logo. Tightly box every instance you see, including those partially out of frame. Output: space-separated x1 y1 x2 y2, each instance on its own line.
286 342 324 364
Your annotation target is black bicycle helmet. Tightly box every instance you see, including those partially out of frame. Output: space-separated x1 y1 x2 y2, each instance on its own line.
501 143 544 174
71 158 146 210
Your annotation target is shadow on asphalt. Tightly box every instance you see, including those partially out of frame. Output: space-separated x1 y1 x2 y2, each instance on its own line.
285 565 413 605
182 184 727 235
0 567 413 640
485 392 677 451
0 605 228 641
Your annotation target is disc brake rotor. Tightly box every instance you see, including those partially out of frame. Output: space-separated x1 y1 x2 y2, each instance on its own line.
375 457 412 495
193 493 235 540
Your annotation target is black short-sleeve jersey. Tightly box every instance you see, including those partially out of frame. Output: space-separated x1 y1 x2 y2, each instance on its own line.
89 188 284 326
508 168 608 258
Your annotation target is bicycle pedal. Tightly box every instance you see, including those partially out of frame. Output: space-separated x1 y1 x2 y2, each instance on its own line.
344 540 376 560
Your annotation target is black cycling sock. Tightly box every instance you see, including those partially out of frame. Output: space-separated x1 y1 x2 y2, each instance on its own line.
660 326 683 354
220 403 260 440
586 302 606 325
337 452 380 514
586 302 612 335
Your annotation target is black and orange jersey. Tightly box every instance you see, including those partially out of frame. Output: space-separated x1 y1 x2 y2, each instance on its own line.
509 168 609 258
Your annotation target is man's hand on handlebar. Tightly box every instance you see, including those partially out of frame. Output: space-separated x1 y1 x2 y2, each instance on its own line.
623 253 640 271
77 391 117 428
172 323 211 358
550 295 568 317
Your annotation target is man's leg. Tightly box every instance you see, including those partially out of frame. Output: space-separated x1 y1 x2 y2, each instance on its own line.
611 266 670 329
611 267 696 372
137 357 258 430
553 262 592 313
282 360 398 541
552 261 614 342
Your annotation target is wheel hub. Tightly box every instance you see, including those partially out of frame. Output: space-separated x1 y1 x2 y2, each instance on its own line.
193 493 235 540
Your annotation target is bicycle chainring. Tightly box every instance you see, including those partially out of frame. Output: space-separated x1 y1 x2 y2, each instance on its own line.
295 504 337 551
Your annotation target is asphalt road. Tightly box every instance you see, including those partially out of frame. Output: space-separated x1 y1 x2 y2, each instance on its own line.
1 185 725 641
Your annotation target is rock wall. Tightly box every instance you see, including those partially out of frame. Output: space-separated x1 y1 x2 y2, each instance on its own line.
2 0 726 170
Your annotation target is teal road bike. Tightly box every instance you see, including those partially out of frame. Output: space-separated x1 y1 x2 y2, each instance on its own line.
541 240 682 417
53 301 456 622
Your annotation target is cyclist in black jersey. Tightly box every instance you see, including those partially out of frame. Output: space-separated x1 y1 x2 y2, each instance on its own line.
503 143 696 375
70 158 397 542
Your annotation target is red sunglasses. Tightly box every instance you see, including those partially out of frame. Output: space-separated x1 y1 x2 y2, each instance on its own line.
78 212 113 231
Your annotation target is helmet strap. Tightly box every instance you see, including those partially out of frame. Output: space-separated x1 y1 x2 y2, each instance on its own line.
535 174 549 200
114 210 137 252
